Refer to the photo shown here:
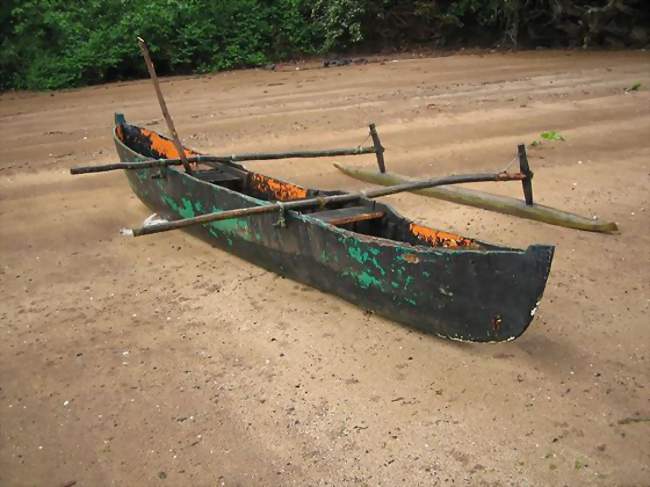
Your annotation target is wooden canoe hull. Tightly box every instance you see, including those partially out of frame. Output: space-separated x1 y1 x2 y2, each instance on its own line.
114 121 554 343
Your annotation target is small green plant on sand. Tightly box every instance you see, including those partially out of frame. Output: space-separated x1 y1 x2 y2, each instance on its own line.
541 130 566 141
625 82 642 92
531 130 565 146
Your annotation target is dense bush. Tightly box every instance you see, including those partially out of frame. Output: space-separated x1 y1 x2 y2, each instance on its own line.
1 0 648 91
317 0 650 50
0 0 320 90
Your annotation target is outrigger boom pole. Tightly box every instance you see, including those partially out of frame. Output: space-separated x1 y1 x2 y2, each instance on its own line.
124 170 526 237
70 146 377 175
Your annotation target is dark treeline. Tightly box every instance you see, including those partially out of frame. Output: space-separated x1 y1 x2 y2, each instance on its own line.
1 0 648 91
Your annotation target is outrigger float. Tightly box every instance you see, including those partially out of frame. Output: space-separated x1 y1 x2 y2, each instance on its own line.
70 38 555 343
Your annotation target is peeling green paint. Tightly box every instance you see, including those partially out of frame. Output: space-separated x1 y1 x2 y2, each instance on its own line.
160 195 195 219
161 194 179 213
344 240 386 276
179 198 195 218
358 271 382 289
159 194 253 242
343 269 383 290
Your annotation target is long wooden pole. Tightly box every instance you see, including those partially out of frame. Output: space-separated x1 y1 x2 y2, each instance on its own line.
334 163 619 234
124 171 525 237
70 146 377 175
137 37 193 174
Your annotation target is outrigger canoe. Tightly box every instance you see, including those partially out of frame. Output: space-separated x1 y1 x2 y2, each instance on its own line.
112 113 554 342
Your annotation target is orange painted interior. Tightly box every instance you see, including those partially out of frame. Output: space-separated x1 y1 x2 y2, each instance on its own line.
249 173 308 201
139 127 197 159
409 223 477 249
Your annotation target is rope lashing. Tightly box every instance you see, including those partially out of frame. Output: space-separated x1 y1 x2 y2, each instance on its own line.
274 201 287 228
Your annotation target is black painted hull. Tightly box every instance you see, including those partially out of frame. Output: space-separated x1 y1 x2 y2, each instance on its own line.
114 125 554 342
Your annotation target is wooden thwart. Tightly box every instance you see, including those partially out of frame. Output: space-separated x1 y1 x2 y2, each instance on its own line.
334 164 618 234
309 206 385 226
125 171 525 237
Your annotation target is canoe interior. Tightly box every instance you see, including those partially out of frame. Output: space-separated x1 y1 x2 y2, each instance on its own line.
117 122 494 251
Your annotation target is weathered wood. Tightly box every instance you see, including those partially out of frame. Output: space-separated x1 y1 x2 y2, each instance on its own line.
518 144 534 205
70 146 377 175
127 171 525 237
137 37 192 174
193 169 242 185
369 123 386 173
309 206 385 226
334 164 619 234
71 158 189 174
219 146 377 161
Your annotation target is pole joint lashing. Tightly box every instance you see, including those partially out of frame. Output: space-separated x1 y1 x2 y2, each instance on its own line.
274 202 287 228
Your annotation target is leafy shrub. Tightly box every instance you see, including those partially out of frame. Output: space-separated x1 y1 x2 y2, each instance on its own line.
0 0 321 90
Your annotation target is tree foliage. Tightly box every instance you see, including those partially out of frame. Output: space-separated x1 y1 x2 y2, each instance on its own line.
1 0 648 91
0 0 320 90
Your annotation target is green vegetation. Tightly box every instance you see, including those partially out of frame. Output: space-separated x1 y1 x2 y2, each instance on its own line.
1 0 649 91
540 131 566 142
625 82 642 92
532 130 566 146
0 0 320 90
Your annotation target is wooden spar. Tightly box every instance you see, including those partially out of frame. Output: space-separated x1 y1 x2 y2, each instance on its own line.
71 158 195 174
70 146 377 175
137 37 193 174
125 171 525 237
334 163 619 234
215 146 377 161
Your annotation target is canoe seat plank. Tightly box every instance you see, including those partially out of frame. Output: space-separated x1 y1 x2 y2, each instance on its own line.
309 206 384 226
194 170 241 184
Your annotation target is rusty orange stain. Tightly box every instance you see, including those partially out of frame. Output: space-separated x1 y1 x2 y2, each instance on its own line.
250 173 307 201
139 127 196 159
402 253 420 264
409 223 477 249
492 314 503 332
115 124 124 141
